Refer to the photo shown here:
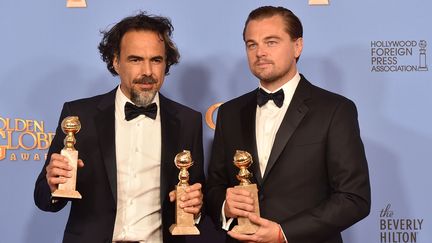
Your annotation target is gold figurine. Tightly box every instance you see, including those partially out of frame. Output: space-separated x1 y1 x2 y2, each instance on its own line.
169 150 200 235
232 150 260 234
52 116 82 199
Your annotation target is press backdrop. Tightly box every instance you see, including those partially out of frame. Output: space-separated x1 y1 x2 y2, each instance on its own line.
0 0 431 242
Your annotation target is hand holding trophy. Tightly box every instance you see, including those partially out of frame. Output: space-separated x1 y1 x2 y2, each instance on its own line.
169 150 200 235
51 116 82 199
232 150 260 234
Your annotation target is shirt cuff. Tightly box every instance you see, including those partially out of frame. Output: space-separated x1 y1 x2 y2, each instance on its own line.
194 212 202 224
279 224 288 243
221 200 234 231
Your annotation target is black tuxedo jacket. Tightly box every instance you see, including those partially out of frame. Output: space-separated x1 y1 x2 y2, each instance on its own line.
206 75 371 243
34 88 205 243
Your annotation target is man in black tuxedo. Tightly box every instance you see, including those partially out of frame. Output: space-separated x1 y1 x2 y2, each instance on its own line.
206 6 371 243
34 12 204 243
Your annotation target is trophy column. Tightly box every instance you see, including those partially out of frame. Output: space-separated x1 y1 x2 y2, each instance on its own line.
51 116 82 199
419 40 428 71
169 150 200 235
232 150 260 234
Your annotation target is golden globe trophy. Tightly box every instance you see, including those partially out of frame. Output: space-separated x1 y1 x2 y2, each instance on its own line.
52 116 82 199
232 150 260 234
169 150 200 235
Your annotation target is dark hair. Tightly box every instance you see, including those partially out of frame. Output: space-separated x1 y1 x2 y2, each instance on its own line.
98 12 180 76
243 6 303 41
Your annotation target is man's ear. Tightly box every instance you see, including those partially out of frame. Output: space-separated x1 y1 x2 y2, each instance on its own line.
294 37 304 59
113 55 119 73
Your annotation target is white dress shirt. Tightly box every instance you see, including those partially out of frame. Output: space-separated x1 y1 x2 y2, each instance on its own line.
112 85 163 243
221 73 301 240
255 72 300 177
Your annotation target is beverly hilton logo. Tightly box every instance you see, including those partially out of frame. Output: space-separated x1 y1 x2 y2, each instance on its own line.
379 204 424 243
371 40 428 72
0 116 54 161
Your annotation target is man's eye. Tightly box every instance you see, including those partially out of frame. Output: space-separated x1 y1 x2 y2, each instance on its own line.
247 43 257 50
267 41 277 46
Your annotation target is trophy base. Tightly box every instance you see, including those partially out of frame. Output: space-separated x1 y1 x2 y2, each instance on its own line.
232 223 259 235
232 184 260 234
52 189 82 199
169 185 200 235
169 224 200 235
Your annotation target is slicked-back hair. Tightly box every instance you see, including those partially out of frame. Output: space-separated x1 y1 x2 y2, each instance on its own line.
98 12 180 76
243 6 303 62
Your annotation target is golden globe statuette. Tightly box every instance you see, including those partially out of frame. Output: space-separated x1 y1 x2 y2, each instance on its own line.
232 150 260 234
51 116 82 199
169 150 200 235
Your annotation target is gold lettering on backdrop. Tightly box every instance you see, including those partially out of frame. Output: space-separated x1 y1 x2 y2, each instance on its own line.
0 116 55 161
67 0 87 8
205 103 223 130
309 0 330 5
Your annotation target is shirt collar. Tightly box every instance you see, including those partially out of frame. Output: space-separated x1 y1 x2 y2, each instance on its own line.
259 72 301 106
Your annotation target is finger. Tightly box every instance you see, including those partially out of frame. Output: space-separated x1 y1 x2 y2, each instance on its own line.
227 187 253 197
247 213 265 226
181 189 202 201
50 157 72 171
225 204 251 218
48 176 68 186
77 159 85 168
180 197 202 208
183 206 201 215
169 190 176 202
185 183 202 193
227 230 255 241
226 200 255 213
226 191 254 205
48 167 73 178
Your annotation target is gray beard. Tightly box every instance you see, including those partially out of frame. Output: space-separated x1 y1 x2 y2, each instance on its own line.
130 89 157 107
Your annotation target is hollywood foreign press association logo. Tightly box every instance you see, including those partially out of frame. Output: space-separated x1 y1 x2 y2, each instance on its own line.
379 204 424 243
370 39 428 72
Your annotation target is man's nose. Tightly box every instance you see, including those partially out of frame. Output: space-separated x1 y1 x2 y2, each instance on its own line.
256 45 267 57
140 61 152 76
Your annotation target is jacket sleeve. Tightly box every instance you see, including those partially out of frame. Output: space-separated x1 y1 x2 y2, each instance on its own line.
282 100 371 243
33 103 71 212
205 106 230 228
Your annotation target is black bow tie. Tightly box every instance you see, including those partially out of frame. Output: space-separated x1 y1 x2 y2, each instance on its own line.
257 88 285 108
124 102 158 121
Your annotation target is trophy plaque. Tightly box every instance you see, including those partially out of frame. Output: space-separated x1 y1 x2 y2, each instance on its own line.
232 150 260 234
51 116 82 199
169 150 200 235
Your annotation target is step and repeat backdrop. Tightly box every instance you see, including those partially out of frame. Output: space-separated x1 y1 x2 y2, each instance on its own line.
0 0 430 242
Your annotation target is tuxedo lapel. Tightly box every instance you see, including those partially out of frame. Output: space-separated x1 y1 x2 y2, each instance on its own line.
159 94 180 206
95 89 117 203
240 89 262 186
262 78 310 180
